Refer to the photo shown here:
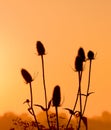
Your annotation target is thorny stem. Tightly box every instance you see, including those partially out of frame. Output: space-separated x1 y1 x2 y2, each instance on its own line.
41 55 51 129
66 72 83 129
77 71 82 130
82 60 92 115
29 83 40 130
55 106 59 130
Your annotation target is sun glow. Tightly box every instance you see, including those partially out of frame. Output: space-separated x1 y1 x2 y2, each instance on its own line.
0 1 111 119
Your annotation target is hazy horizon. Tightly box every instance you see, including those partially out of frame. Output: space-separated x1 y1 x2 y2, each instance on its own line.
0 110 111 129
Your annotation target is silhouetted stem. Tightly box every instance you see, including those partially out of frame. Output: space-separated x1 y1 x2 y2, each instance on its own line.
55 106 59 130
77 71 82 130
29 83 40 130
82 60 92 115
66 72 82 129
41 55 51 129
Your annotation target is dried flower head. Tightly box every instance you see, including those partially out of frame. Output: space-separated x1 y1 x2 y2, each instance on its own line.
21 69 33 84
52 85 61 107
87 50 94 60
75 56 83 71
78 47 86 61
36 41 45 55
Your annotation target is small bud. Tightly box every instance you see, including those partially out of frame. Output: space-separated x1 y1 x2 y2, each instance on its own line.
75 56 83 71
78 47 86 61
21 69 33 83
52 85 61 107
23 99 30 104
36 41 45 55
87 50 94 60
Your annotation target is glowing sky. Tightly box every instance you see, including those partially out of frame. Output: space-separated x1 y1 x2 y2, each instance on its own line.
0 0 111 117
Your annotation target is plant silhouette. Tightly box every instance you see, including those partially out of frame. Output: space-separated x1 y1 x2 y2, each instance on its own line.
20 42 95 130
36 41 51 129
21 69 40 130
52 85 61 130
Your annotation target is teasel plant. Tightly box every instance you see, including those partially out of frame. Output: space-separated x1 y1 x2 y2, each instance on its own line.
21 68 40 130
66 47 85 129
75 48 85 130
36 41 51 129
65 48 95 130
52 85 61 130
82 50 95 115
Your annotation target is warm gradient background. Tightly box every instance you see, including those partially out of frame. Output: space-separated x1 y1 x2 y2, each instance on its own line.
0 0 111 119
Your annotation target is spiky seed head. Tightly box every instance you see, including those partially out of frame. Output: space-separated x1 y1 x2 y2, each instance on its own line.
21 69 33 84
36 41 45 55
75 56 83 71
87 50 94 60
78 47 86 61
52 85 61 107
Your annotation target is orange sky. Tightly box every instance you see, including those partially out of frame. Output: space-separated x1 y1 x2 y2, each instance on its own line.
0 0 111 117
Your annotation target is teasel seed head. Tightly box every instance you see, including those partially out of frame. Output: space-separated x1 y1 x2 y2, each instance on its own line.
78 47 86 61
75 55 83 71
21 69 33 84
52 85 61 107
36 41 45 55
87 50 94 60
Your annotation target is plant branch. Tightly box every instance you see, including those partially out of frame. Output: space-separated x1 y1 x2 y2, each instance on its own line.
41 55 51 129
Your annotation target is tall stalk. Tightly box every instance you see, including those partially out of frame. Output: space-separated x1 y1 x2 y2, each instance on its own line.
36 41 51 129
77 71 82 130
82 50 94 116
41 55 51 129
29 83 40 130
82 59 92 115
66 72 82 129
55 106 59 130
